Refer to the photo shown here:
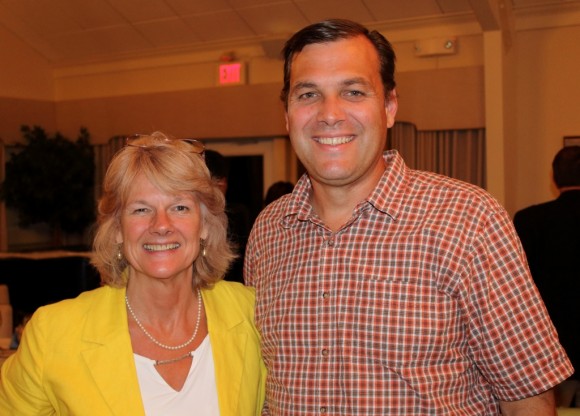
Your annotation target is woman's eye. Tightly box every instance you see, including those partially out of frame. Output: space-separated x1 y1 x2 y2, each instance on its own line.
174 205 189 212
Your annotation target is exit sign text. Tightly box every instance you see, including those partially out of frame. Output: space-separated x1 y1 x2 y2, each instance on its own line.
218 62 245 85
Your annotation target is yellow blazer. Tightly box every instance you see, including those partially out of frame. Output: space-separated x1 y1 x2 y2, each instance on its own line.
0 281 266 415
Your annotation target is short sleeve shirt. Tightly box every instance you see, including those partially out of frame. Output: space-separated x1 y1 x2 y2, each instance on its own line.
245 150 573 415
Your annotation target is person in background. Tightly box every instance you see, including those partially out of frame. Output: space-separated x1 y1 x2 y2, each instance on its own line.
9 310 32 349
0 132 265 415
514 145 580 408
263 181 294 207
204 149 251 284
244 18 573 415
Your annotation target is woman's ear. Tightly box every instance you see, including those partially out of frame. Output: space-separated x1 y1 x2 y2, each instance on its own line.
115 229 123 245
198 202 210 240
200 224 209 241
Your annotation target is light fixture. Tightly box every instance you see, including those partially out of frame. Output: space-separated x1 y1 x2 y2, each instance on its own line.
414 37 457 57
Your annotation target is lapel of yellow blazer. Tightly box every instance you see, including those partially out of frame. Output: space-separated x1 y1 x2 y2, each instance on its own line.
202 283 248 415
81 286 145 416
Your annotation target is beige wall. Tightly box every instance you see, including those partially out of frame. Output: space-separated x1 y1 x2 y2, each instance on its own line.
0 98 56 142
2 34 485 145
55 84 288 143
51 66 484 145
0 25 53 101
396 67 484 130
0 25 56 142
1 15 580 218
512 24 580 213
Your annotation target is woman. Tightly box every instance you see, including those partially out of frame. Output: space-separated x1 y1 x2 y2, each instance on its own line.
0 132 266 415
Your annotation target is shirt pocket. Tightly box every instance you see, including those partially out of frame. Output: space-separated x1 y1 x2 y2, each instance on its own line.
341 274 470 389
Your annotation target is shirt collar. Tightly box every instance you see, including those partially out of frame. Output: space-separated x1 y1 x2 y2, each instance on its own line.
281 174 314 226
280 150 408 225
366 150 406 221
558 188 580 202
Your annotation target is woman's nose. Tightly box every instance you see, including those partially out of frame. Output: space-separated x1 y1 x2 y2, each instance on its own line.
150 211 173 234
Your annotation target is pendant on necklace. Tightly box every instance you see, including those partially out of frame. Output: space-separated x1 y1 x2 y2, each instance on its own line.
154 351 194 367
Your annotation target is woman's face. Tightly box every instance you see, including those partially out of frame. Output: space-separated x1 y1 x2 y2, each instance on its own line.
117 173 207 282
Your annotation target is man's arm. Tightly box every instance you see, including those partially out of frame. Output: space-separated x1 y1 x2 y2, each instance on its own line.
499 389 556 416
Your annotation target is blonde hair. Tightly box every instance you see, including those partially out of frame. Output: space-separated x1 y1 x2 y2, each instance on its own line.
91 131 235 288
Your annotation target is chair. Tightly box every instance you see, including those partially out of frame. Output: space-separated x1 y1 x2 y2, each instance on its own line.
558 408 580 415
0 284 13 348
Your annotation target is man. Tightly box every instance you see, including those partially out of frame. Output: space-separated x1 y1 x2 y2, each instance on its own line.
245 19 573 415
514 146 580 407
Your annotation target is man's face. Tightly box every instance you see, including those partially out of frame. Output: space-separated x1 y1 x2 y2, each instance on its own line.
285 35 397 191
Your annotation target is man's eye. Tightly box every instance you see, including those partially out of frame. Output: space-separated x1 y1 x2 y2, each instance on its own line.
345 90 365 97
174 205 189 212
298 91 317 100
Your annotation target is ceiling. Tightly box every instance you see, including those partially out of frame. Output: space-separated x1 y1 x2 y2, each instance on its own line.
0 0 577 66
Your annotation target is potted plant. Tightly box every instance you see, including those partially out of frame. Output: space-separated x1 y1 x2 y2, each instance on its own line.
0 125 95 248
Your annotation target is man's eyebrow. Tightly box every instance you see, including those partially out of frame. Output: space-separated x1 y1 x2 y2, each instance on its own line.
291 81 317 91
293 77 369 89
343 77 370 87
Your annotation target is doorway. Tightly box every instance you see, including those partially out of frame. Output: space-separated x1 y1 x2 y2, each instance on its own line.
224 154 264 226
204 136 296 222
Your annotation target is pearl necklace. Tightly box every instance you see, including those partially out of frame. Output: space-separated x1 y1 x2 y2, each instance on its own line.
125 288 202 351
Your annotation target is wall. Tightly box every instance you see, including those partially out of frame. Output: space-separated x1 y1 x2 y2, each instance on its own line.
0 25 53 100
0 98 56 143
49 31 485 144
2 12 580 222
0 20 486 145
55 83 287 143
52 65 485 145
0 25 56 142
396 66 484 130
512 24 580 213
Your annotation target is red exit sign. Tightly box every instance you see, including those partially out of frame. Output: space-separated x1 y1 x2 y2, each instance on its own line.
218 62 245 85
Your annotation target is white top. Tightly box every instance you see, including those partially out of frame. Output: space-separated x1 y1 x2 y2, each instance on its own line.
133 335 220 416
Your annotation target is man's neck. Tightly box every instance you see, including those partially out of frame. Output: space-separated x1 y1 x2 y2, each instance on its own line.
309 168 386 232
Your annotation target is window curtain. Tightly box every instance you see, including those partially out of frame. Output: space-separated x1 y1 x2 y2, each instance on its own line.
0 140 6 251
93 135 125 201
387 121 486 188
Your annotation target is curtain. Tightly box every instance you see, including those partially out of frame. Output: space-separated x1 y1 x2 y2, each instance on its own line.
2 127 486 250
0 140 6 251
388 122 486 188
93 135 125 201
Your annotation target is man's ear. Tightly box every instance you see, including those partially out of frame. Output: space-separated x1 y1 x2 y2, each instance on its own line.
385 89 398 128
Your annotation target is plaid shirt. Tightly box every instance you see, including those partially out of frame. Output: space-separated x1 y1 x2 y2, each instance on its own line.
245 151 573 415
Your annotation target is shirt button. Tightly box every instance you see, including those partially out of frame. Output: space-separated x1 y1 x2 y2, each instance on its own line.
320 406 328 413
327 238 335 247
322 291 329 299
321 348 329 357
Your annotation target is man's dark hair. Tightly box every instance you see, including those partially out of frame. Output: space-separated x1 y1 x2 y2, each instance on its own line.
280 18 396 108
264 181 294 206
204 149 230 179
553 146 580 188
